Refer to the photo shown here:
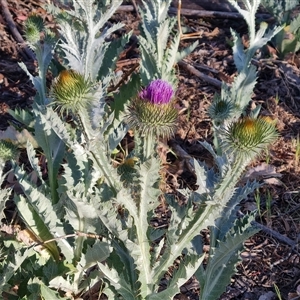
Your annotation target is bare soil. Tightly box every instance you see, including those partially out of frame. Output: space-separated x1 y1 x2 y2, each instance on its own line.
0 0 300 299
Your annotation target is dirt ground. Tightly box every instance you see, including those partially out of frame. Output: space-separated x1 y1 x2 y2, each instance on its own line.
0 0 300 299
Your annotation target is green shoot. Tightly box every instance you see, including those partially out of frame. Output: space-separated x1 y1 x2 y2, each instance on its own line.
274 283 283 300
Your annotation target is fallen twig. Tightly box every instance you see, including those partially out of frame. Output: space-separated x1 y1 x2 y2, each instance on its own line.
116 5 272 20
169 7 272 20
0 0 35 61
251 220 299 253
115 56 225 89
178 60 222 88
116 58 140 68
168 140 196 175
115 58 222 89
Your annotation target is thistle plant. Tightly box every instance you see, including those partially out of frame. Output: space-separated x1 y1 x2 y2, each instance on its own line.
0 0 280 299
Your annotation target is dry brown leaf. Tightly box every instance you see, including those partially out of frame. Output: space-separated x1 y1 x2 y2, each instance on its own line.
243 163 282 186
0 126 38 148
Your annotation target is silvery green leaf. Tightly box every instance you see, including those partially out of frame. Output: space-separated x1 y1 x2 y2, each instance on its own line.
200 140 227 177
111 72 141 120
193 158 212 194
108 122 128 152
14 166 74 262
215 180 260 242
175 40 199 63
18 62 48 106
230 65 257 112
231 28 246 72
97 262 137 299
157 19 174 64
150 252 205 300
33 108 65 204
289 13 300 33
250 103 262 118
26 140 45 184
14 193 60 261
197 214 259 300
40 285 65 299
57 24 83 71
56 0 123 79
49 276 78 294
0 247 33 290
98 31 131 79
248 23 283 59
78 240 111 270
139 37 159 84
8 107 35 128
0 188 10 220
227 0 260 44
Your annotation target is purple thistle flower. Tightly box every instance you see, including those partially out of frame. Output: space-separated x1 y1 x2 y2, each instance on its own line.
139 79 174 105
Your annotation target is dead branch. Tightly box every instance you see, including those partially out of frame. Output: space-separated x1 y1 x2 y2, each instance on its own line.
116 58 140 68
0 0 35 61
178 60 222 89
168 7 272 20
116 5 272 20
168 140 196 175
115 58 222 89
251 220 299 253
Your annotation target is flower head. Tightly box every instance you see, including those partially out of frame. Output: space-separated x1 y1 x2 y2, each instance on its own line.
51 70 92 113
208 97 234 124
139 79 174 105
24 14 44 44
126 79 177 139
222 117 278 159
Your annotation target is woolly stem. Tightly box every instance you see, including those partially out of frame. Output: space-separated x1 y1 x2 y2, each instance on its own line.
143 132 156 161
77 111 118 196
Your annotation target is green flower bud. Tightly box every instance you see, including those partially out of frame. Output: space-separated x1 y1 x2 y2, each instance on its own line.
24 14 44 44
0 140 19 162
208 97 234 124
51 70 92 113
127 79 178 139
222 117 278 159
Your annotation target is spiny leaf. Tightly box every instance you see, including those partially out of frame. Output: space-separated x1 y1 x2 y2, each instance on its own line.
97 262 137 299
0 247 34 290
175 40 199 64
216 180 260 242
40 281 66 299
111 73 141 121
77 240 111 275
8 107 35 128
15 194 60 261
231 28 246 72
230 65 257 112
149 253 205 300
197 215 259 300
98 32 131 79
14 166 74 261
26 140 45 184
